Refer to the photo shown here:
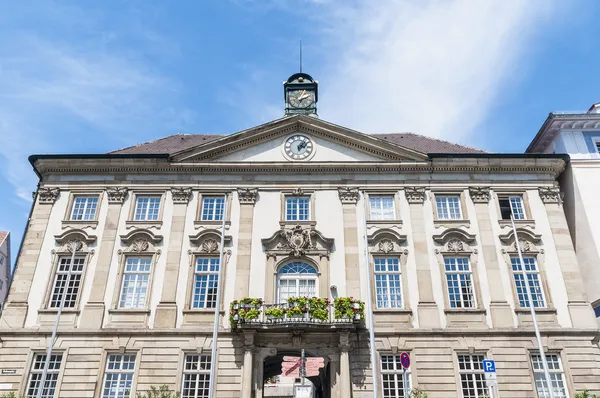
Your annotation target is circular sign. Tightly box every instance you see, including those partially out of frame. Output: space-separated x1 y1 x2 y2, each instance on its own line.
400 352 410 369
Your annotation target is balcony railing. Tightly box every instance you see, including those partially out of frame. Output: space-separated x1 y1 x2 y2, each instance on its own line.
229 297 365 329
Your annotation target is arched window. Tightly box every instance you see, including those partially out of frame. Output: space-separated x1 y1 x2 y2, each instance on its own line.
277 262 318 303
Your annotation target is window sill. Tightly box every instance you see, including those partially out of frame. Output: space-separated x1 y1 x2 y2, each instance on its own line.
38 308 81 314
125 220 163 228
444 308 486 315
433 219 471 228
373 308 412 315
498 219 535 227
514 307 556 315
182 309 225 315
279 220 316 227
194 220 231 228
61 220 99 229
366 220 403 226
108 308 151 315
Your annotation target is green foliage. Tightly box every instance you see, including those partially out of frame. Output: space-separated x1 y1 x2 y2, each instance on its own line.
333 297 365 320
310 307 329 321
576 390 600 398
0 392 27 398
409 387 429 398
265 307 286 318
229 297 264 328
136 385 180 398
241 308 260 320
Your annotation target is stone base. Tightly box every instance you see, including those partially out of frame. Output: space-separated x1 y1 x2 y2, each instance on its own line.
154 302 178 328
417 302 440 328
568 301 598 329
80 302 106 329
0 301 28 328
489 301 515 328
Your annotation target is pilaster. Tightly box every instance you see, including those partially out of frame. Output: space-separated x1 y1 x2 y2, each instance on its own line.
406 187 441 328
241 330 256 398
154 188 191 328
234 189 258 299
1 187 58 328
338 331 351 398
80 187 127 329
539 186 597 328
338 187 361 297
469 187 514 328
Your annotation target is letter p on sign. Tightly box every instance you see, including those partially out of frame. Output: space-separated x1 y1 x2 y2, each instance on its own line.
482 360 496 373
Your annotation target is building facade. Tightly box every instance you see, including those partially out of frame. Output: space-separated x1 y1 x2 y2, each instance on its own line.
0 232 10 308
527 103 600 324
0 74 599 398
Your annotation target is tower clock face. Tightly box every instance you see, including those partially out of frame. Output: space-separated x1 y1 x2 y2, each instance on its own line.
288 90 314 109
284 134 314 160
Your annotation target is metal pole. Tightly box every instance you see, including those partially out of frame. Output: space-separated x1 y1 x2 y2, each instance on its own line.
361 191 380 398
301 348 306 385
35 239 78 398
208 194 228 398
402 368 409 398
510 215 556 398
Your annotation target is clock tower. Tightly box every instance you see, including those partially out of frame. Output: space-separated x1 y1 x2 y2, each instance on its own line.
284 72 318 116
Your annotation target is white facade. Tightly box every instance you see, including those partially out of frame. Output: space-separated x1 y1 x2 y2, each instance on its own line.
527 106 600 320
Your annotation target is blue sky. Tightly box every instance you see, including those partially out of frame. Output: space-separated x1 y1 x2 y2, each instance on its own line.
1 0 599 265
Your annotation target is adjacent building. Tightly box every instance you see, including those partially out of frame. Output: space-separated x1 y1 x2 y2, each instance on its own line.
0 73 599 398
526 103 600 323
0 231 10 309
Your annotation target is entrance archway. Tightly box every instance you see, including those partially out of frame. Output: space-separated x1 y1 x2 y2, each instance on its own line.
262 349 331 398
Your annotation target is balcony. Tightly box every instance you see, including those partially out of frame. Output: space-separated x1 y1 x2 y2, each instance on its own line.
229 297 365 330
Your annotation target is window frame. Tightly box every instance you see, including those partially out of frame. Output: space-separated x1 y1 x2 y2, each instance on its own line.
180 353 212 398
280 190 315 223
69 195 100 221
99 352 139 398
117 256 154 310
284 196 311 222
48 255 87 309
62 191 103 226
373 256 404 309
430 190 469 223
435 195 463 220
42 251 91 311
530 352 569 398
443 256 477 309
190 256 221 309
200 196 225 222
127 191 166 223
455 353 491 398
25 352 65 398
380 353 412 398
510 256 547 309
369 195 397 221
495 191 531 222
276 261 319 304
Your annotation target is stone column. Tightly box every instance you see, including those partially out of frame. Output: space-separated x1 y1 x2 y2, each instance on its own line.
154 188 192 328
338 188 361 297
538 186 597 328
405 187 441 328
241 331 256 398
469 187 513 328
234 189 258 299
338 331 352 398
329 355 340 398
2 188 59 328
80 187 127 329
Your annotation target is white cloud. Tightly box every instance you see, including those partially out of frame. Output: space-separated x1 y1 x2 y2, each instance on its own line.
309 0 560 145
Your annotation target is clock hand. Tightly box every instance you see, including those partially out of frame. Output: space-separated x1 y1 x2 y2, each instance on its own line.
297 141 308 150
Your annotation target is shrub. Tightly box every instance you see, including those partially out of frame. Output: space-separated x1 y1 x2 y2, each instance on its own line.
265 307 285 318
576 390 600 398
136 385 180 398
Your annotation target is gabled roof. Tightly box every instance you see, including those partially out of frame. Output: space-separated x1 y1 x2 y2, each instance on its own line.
110 117 486 156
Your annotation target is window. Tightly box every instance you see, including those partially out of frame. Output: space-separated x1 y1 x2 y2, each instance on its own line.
285 197 310 221
49 256 85 308
119 257 152 309
370 196 395 220
70 196 98 221
436 195 462 220
457 354 490 398
531 354 568 398
181 354 211 398
192 258 220 309
201 197 224 221
594 305 600 318
499 195 525 220
511 257 546 308
134 196 161 221
26 353 63 398
101 354 136 398
277 262 317 303
381 354 411 398
374 258 402 309
444 257 475 308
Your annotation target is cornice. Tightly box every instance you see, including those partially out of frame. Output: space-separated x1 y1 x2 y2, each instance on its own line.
527 113 600 153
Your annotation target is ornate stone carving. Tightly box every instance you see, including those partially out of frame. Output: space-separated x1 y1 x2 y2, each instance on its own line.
538 186 561 203
404 187 425 204
106 187 128 204
337 187 359 204
469 187 490 203
131 238 150 252
262 225 334 257
279 225 313 257
54 229 97 252
171 187 192 204
38 187 60 204
378 239 395 253
446 238 465 253
201 238 219 253
238 188 258 205
291 188 304 196
514 239 531 252
338 331 351 351
62 239 83 253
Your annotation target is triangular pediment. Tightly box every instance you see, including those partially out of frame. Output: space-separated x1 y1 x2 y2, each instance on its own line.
171 115 428 162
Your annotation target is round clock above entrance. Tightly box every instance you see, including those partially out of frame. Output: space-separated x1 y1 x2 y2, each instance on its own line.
284 72 318 116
